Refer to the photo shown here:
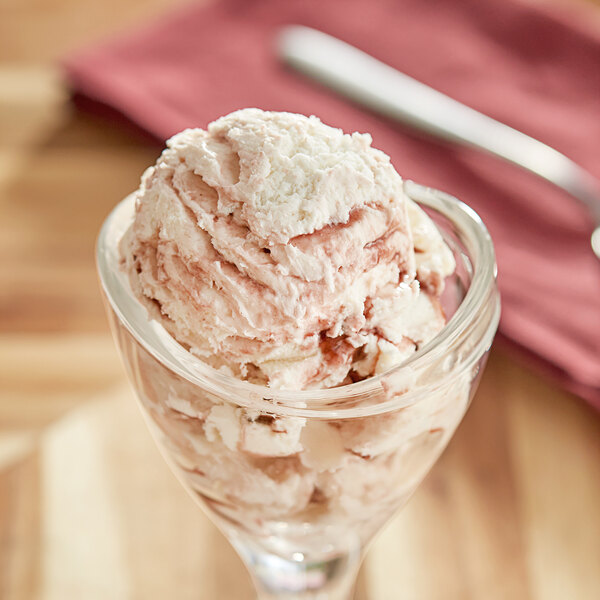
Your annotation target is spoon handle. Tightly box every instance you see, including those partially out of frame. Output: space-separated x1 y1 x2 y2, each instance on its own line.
278 25 600 242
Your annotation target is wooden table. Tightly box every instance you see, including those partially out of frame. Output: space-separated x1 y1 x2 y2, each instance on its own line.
1 1 599 598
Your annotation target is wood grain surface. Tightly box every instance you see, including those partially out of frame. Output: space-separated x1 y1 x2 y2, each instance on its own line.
1 1 600 599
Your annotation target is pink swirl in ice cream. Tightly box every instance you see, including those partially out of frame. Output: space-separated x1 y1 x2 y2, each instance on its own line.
121 108 455 389
114 109 476 553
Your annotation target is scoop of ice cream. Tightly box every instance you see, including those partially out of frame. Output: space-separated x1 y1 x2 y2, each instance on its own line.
121 108 454 389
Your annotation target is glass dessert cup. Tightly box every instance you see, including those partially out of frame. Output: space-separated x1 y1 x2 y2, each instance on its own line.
97 181 500 600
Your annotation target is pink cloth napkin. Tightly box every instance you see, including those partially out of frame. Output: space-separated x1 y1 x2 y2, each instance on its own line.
64 0 600 408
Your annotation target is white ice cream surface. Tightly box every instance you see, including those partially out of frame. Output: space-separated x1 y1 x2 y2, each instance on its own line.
121 109 455 391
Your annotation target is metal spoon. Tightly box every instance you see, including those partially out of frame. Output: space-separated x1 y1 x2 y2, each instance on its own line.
278 25 600 259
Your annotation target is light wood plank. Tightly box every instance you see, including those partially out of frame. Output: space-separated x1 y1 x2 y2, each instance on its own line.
0 432 40 600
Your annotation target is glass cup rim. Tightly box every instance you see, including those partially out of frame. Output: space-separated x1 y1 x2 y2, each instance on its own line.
97 180 499 418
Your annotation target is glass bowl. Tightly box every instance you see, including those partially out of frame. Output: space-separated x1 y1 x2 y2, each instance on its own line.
97 181 500 599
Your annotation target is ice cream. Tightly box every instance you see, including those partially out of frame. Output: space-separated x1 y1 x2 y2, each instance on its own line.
114 109 471 555
120 108 455 390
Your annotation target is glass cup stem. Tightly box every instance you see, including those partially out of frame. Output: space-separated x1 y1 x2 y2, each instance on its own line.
232 539 361 600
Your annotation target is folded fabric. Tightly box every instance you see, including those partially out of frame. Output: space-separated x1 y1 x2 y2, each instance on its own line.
64 0 600 409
